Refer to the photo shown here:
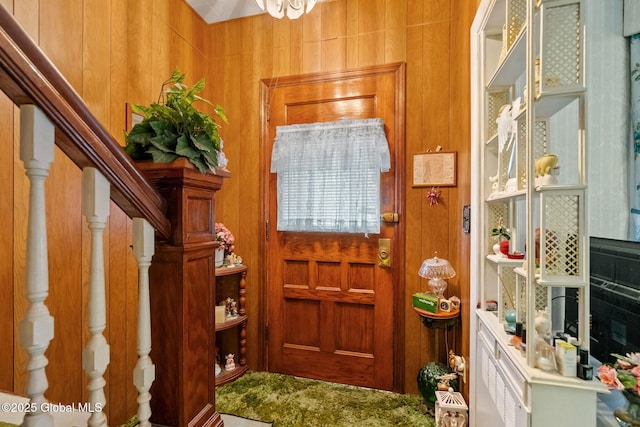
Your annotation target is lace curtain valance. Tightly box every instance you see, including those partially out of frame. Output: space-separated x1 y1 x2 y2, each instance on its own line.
270 118 390 234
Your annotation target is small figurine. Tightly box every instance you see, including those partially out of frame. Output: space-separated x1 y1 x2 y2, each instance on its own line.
449 296 461 310
225 297 233 318
489 173 499 195
229 300 238 317
225 353 236 370
448 350 466 382
226 253 243 265
535 154 559 186
534 309 557 372
436 373 458 392
217 139 229 170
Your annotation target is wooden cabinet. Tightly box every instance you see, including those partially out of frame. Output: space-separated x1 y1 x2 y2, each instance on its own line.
214 264 248 386
470 1 607 426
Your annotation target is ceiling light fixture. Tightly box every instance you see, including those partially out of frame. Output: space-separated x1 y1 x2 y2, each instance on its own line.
255 0 317 20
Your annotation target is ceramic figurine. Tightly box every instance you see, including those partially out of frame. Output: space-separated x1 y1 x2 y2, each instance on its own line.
225 353 236 370
217 139 229 170
489 173 499 195
436 373 458 392
229 300 238 317
448 350 466 381
534 310 557 372
535 154 559 186
225 297 233 318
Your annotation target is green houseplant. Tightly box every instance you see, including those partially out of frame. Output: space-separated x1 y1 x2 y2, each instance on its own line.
491 217 511 256
124 69 228 174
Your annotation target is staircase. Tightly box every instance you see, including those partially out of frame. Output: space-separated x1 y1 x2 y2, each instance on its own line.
0 6 221 427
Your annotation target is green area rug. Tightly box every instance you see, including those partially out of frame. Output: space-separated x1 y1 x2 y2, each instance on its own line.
216 371 435 427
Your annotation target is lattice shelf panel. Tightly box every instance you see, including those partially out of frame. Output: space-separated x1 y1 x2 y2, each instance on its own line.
499 267 518 321
506 0 527 50
539 0 584 95
539 189 586 284
487 203 511 254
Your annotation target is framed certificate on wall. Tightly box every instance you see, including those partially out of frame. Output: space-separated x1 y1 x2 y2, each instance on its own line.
412 151 457 187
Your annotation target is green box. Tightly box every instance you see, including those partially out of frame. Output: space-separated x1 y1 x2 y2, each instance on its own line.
412 292 438 313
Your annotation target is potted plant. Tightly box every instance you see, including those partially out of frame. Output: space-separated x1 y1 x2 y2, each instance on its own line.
124 69 228 174
215 222 235 267
491 218 511 256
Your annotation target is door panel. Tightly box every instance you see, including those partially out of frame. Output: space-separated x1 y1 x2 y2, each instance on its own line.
262 64 404 390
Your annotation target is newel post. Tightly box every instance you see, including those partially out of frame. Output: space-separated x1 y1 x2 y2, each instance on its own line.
137 159 229 427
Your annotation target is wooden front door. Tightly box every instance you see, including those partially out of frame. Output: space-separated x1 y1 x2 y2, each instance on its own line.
260 64 405 391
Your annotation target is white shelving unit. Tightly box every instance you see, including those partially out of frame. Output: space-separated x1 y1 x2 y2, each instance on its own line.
470 1 608 426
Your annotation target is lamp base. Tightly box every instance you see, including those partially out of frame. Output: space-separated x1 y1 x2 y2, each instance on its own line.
428 278 448 300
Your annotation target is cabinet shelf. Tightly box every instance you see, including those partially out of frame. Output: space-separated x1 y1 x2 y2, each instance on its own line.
477 309 607 392
535 183 586 193
215 264 248 277
215 315 247 332
487 27 526 88
534 91 584 118
514 267 587 288
486 189 526 202
214 263 248 387
216 365 249 387
486 254 526 266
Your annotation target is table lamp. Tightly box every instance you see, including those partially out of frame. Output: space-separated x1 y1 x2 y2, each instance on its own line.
419 253 456 299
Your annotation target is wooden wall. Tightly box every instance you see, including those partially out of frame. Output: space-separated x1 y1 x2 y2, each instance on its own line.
0 1 480 422
209 0 478 395
0 0 215 424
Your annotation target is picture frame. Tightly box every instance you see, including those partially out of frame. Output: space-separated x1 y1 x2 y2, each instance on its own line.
412 151 457 187
125 103 144 132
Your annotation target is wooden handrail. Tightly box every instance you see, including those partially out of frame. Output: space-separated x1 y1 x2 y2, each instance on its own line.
0 5 170 239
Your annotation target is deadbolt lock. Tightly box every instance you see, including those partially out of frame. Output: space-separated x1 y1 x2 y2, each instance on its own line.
378 238 391 268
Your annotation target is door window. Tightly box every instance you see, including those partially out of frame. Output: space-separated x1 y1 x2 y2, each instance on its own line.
270 118 390 235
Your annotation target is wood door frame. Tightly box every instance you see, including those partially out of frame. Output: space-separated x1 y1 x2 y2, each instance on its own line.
258 62 406 392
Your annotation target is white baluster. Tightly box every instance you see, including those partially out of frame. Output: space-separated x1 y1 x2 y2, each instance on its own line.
19 105 55 427
82 167 110 427
132 218 155 427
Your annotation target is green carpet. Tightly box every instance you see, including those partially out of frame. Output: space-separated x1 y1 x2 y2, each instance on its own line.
216 371 435 427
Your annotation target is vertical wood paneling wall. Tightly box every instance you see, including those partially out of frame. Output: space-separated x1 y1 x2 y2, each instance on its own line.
210 0 477 395
0 1 479 419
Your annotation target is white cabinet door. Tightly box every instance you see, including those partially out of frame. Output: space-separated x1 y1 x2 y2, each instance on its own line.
475 318 530 427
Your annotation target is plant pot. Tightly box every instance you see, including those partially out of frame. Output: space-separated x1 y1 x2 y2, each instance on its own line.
615 390 640 427
493 242 502 255
215 247 224 267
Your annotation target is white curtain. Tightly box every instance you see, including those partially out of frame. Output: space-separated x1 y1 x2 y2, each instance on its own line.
625 0 640 240
270 118 390 234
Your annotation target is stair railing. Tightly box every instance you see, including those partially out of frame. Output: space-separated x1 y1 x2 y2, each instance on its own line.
1 5 170 426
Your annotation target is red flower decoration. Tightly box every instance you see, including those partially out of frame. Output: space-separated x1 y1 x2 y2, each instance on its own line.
425 187 442 206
